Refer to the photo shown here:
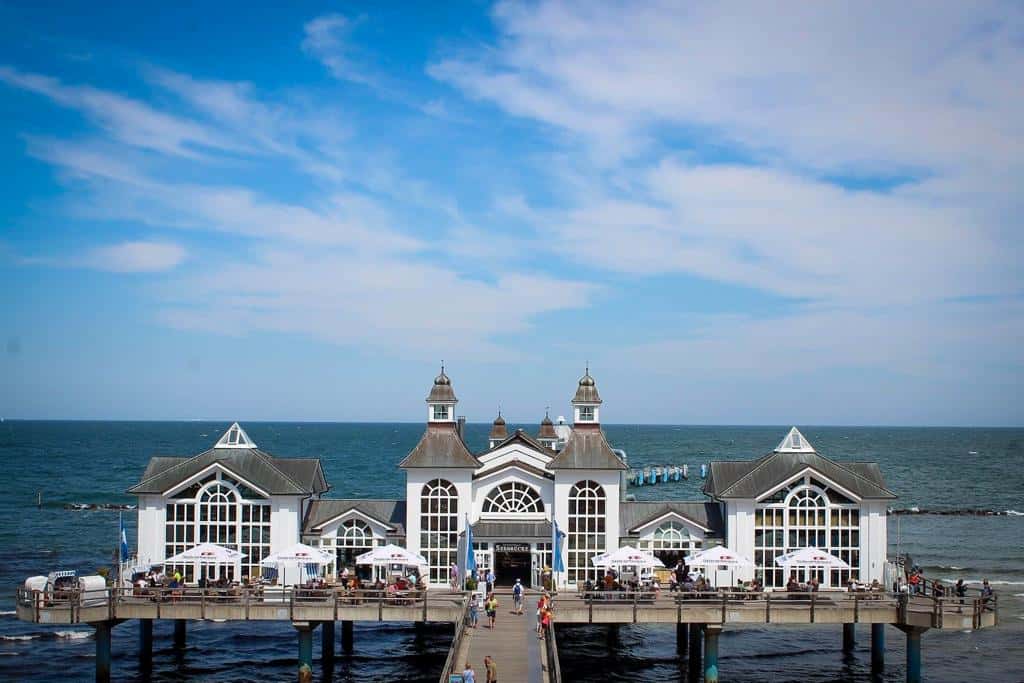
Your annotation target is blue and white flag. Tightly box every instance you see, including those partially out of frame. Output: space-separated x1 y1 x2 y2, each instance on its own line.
119 514 129 563
465 514 476 575
552 519 565 573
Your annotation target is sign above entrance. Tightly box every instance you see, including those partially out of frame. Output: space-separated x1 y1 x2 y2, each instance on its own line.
494 543 530 553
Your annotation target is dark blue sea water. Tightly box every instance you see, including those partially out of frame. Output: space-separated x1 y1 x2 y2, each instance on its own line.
0 422 1021 682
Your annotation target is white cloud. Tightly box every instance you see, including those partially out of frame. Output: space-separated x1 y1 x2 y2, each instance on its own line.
302 13 377 87
80 241 186 272
0 65 244 159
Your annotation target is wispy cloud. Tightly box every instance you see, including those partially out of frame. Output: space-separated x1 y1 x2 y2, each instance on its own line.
81 240 186 272
302 13 378 88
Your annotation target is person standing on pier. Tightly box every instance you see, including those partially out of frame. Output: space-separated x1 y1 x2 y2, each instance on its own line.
469 592 480 628
512 579 524 614
463 662 476 683
485 593 499 629
486 568 496 594
484 655 498 683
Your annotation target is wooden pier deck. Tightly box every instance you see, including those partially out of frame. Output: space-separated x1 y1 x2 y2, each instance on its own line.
452 590 545 683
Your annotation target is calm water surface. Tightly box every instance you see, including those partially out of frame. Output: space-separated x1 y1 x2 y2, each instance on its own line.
0 422 1021 681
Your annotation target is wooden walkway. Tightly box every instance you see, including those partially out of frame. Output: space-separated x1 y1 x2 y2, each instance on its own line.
456 590 543 683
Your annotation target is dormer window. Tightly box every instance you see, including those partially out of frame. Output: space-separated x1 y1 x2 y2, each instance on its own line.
579 406 595 422
432 405 450 421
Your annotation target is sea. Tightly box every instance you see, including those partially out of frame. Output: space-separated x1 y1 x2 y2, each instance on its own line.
0 421 1021 682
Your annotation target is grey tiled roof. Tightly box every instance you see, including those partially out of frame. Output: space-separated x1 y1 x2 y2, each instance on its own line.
302 499 407 536
129 448 327 496
471 520 552 540
703 451 896 500
398 427 480 468
619 502 724 537
546 428 627 470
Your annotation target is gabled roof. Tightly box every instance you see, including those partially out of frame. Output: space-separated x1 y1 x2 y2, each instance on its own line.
302 499 406 537
703 431 896 500
398 426 480 468
129 447 327 496
473 459 554 481
480 429 552 457
619 502 724 538
546 428 627 470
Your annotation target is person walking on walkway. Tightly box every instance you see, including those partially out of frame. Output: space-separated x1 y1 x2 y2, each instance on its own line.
486 569 496 594
536 592 549 636
539 604 552 639
485 593 499 629
512 579 524 614
463 662 476 683
469 592 480 628
484 655 498 683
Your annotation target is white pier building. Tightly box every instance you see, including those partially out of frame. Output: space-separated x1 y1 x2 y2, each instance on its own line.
129 368 894 591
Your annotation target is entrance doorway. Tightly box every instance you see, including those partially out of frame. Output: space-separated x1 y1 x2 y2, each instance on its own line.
493 543 532 586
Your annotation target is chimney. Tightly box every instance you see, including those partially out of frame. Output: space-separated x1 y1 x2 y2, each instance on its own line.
456 415 467 441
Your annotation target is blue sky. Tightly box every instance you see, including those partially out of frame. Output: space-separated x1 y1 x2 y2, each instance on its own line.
1 1 1021 425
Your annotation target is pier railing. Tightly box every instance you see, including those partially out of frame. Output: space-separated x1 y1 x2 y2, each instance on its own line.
546 588 996 630
15 585 467 625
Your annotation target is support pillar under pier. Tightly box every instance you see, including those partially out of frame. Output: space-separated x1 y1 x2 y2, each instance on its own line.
173 619 186 651
687 624 703 683
676 622 688 654
139 619 153 668
704 625 721 683
321 621 335 664
93 621 112 683
871 623 885 673
294 622 314 683
341 620 354 652
843 623 856 653
904 627 926 683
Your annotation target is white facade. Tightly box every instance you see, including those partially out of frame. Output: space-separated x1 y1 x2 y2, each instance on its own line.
131 381 892 593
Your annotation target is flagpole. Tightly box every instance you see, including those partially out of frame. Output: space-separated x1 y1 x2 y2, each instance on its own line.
118 511 122 588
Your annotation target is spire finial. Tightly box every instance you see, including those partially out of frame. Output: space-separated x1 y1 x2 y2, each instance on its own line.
441 360 445 374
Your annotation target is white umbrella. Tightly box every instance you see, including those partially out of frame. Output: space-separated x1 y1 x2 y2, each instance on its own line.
685 545 754 568
165 543 245 564
590 545 665 569
774 546 849 569
260 543 332 566
356 544 427 567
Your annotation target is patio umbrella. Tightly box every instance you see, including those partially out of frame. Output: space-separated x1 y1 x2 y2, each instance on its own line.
356 544 427 567
774 546 849 569
165 543 246 564
260 543 332 565
685 545 754 568
590 545 665 569
165 543 246 582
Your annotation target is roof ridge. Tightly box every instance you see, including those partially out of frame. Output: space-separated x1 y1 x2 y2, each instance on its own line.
251 448 308 493
129 448 220 491
804 450 897 497
717 451 780 497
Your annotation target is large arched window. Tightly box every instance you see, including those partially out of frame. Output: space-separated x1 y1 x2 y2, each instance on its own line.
637 520 702 566
566 480 605 584
481 482 544 516
421 479 459 584
334 519 374 580
165 472 270 582
754 477 859 589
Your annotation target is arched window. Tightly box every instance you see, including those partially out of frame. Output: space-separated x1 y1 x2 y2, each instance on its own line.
566 480 605 584
638 520 702 566
421 479 459 584
165 471 270 582
753 478 859 589
482 482 544 515
332 519 375 580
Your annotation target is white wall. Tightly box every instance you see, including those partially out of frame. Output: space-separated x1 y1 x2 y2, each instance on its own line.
471 468 554 523
136 495 165 565
270 496 302 552
725 499 756 582
552 469 622 588
404 468 474 557
860 501 888 583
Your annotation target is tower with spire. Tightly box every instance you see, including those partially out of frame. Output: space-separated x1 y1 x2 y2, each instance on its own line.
571 364 602 427
488 410 508 448
537 409 557 450
425 363 457 426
